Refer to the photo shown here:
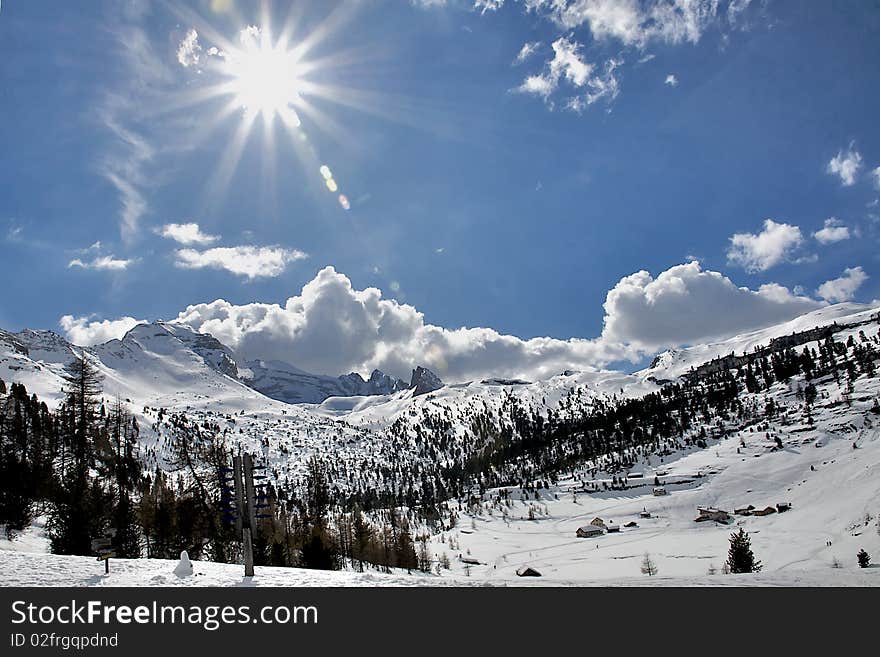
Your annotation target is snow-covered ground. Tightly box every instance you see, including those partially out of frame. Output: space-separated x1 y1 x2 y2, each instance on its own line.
3 407 878 586
424 388 880 586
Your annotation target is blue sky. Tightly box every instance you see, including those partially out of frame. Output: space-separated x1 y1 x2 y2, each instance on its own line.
1 0 879 381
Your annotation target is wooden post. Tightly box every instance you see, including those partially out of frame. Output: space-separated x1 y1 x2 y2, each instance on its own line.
232 455 244 535
234 453 256 577
242 454 257 577
243 453 257 537
243 527 254 577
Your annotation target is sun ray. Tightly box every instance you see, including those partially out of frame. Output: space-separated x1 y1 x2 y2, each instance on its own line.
202 105 260 213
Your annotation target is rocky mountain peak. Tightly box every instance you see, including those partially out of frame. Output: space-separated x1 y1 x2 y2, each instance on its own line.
410 366 443 396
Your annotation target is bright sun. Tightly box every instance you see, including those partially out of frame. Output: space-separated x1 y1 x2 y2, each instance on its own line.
224 28 303 123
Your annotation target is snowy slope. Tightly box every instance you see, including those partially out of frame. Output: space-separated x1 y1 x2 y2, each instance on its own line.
420 359 880 585
640 303 880 382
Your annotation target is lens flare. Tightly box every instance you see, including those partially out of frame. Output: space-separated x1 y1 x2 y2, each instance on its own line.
338 194 350 210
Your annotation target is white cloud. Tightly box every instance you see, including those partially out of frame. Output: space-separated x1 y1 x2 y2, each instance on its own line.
174 262 824 382
827 143 863 186
515 37 620 109
521 0 736 47
726 0 754 25
664 73 678 86
475 0 506 12
817 267 868 303
509 2 753 111
598 261 823 350
726 219 804 273
59 315 145 346
99 113 153 243
514 41 542 64
813 217 851 245
176 29 202 68
871 166 880 190
174 245 308 279
68 255 136 271
157 222 220 245
98 7 174 242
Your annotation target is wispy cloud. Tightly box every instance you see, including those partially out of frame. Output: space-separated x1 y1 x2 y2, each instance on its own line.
514 41 542 65
68 254 137 271
97 4 174 243
514 36 620 111
474 0 505 13
156 222 220 245
664 73 678 86
827 142 863 187
174 245 308 279
518 0 750 47
494 1 761 112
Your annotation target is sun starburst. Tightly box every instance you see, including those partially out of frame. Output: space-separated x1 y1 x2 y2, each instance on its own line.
222 26 303 125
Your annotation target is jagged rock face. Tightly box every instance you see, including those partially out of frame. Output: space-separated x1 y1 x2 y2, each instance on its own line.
366 369 409 395
243 361 408 404
0 330 29 357
179 330 239 380
13 329 79 363
410 366 443 396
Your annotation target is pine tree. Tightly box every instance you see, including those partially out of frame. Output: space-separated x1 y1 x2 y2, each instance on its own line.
857 549 870 568
726 528 762 573
640 552 658 576
62 352 103 467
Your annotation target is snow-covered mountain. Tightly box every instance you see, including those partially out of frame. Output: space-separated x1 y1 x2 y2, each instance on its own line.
240 358 408 404
637 303 880 384
3 302 880 586
0 320 411 409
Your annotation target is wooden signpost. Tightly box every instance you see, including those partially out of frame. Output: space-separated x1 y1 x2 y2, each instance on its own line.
92 530 116 574
226 453 264 577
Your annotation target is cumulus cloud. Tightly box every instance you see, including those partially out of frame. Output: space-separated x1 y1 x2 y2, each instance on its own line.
827 143 863 186
173 262 825 382
60 315 145 346
726 219 804 273
174 245 308 279
157 222 220 245
664 73 678 86
597 261 823 350
817 266 868 303
515 37 620 109
813 217 850 245
68 255 137 271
